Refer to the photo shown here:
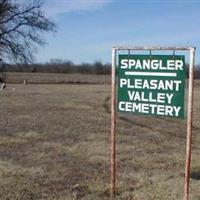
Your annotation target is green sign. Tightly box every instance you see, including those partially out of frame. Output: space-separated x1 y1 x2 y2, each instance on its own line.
118 54 186 118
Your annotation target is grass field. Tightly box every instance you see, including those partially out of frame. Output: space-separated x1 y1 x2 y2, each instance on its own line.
0 80 200 200
1 73 110 84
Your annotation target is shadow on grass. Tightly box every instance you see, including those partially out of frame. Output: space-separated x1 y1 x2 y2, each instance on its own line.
191 171 200 180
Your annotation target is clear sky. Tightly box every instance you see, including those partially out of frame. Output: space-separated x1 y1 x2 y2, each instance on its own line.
36 0 200 64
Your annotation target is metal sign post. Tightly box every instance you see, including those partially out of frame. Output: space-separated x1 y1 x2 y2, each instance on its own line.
110 46 195 200
110 48 116 199
184 47 195 200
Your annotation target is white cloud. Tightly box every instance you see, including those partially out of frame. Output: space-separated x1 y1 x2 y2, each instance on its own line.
43 0 111 15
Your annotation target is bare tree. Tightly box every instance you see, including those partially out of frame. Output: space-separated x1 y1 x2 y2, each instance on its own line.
0 0 56 63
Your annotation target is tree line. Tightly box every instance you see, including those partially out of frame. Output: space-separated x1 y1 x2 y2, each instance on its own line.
1 60 200 78
1 60 111 75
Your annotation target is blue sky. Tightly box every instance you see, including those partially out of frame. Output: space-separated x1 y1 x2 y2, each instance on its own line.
36 0 200 64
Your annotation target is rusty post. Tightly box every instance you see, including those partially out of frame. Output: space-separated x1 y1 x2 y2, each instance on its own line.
183 47 195 200
110 48 116 199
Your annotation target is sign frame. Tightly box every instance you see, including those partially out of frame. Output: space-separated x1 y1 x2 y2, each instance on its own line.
110 46 196 200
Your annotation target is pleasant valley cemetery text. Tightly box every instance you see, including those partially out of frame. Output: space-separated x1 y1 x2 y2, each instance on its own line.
117 55 186 118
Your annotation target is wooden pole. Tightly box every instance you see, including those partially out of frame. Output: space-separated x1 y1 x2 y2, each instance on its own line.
110 48 116 199
183 47 195 200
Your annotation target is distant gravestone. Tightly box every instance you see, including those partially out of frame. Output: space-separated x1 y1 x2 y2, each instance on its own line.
1 83 6 90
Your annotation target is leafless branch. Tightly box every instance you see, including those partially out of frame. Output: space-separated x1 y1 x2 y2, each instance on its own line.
0 0 56 63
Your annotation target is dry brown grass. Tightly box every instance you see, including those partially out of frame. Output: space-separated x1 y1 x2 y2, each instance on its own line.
2 72 110 84
0 80 200 199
